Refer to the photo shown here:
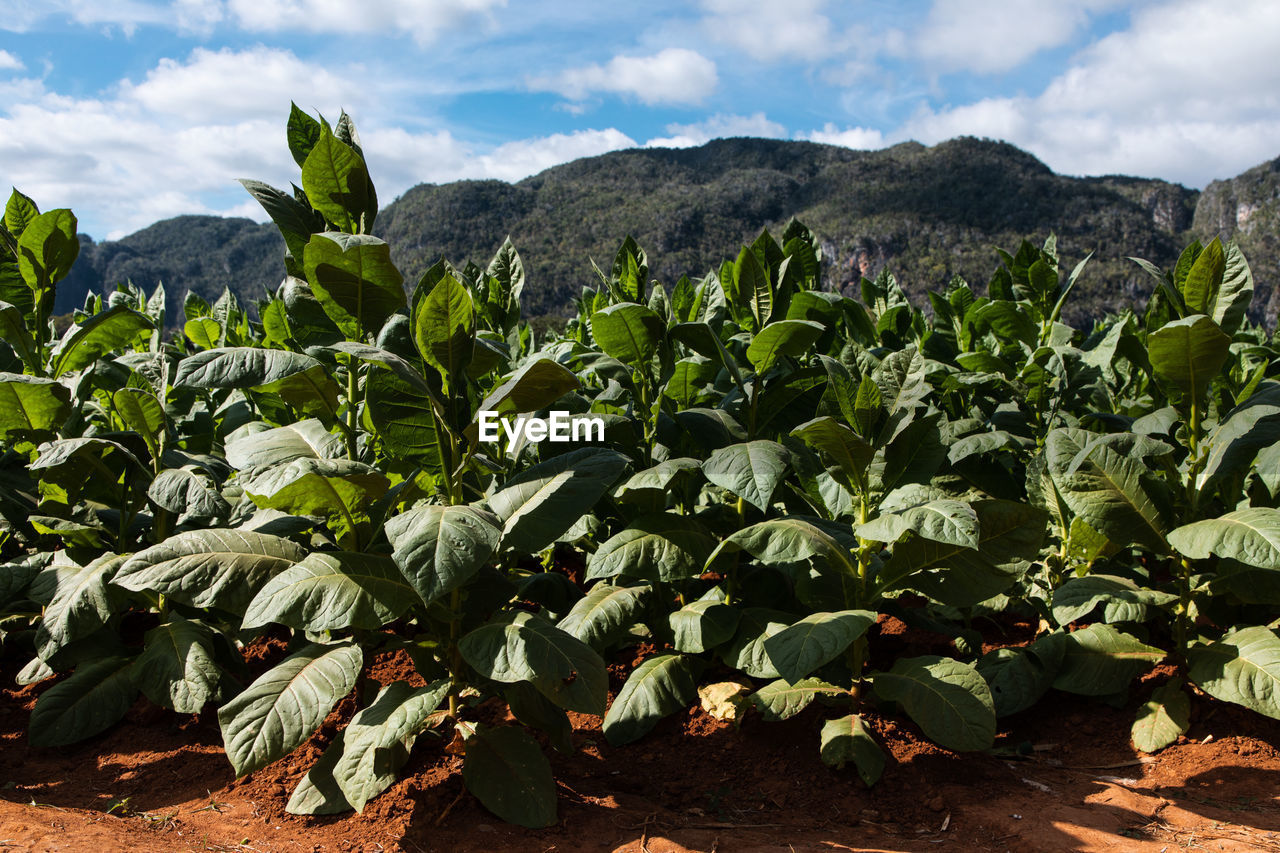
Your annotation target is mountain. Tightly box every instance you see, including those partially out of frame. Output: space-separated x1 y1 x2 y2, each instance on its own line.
59 137 1279 329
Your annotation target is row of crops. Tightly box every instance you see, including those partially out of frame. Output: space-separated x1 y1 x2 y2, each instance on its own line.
2 108 1279 829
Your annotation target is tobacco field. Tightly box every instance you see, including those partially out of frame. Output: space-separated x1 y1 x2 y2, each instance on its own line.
2 108 1279 843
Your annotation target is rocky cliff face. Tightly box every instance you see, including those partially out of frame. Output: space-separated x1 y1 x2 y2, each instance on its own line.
1193 157 1280 323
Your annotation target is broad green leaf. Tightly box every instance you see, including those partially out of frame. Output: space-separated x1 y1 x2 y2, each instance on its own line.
4 188 38 236
819 714 884 786
462 725 557 829
113 529 307 612
616 457 701 501
239 178 317 262
1052 624 1165 696
0 373 71 441
225 419 345 471
763 610 875 684
365 368 442 464
16 208 78 293
334 680 451 811
557 583 651 650
750 677 844 722
176 347 327 388
880 500 1046 607
586 513 716 582
709 516 855 575
466 358 580 443
669 590 740 654
746 319 824 374
286 730 351 815
790 417 873 489
590 302 665 366
602 654 698 746
112 387 165 458
1132 679 1190 753
1046 429 1172 553
28 656 136 747
976 632 1068 717
185 317 221 350
242 458 389 537
242 551 414 632
130 617 220 714
703 439 790 512
50 306 153 377
488 448 629 553
1180 236 1223 315
459 611 607 715
413 272 473 387
301 127 377 234
1169 508 1280 569
736 245 771 327
304 232 405 340
872 655 996 752
1051 575 1177 625
286 102 323 167
383 504 502 605
1146 314 1230 404
1215 240 1253 334
35 553 127 663
663 357 719 407
723 608 793 679
0 300 36 366
218 642 362 777
1188 626 1280 720
858 500 979 550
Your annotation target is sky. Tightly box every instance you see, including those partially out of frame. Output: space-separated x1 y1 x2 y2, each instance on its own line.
1 0 1278 241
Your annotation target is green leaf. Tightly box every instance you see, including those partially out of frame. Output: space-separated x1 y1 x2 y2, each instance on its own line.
586 513 716 583
383 504 502 606
286 730 351 815
225 419 345 471
880 500 1046 607
1051 574 1177 625
466 358 580 443
1147 314 1230 405
1132 679 1190 753
130 617 220 714
50 306 153 377
413 271 474 387
723 608 793 679
462 725 557 829
1214 241 1253 334
177 347 327 389
17 208 78 293
749 677 843 722
746 320 824 374
1180 236 1224 315
28 656 136 747
365 369 442 464
0 300 37 366
976 632 1068 717
602 654 699 746
872 655 996 752
113 529 307 612
1188 626 1280 720
590 302 665 366
185 317 222 350
287 102 323 167
460 611 607 715
488 448 629 553
819 714 885 785
5 188 39 236
790 416 873 489
703 439 790 512
616 457 701 501
303 232 405 340
112 387 165 458
334 679 451 811
1052 624 1165 696
1169 508 1280 569
35 553 127 663
301 126 377 234
663 357 719 407
669 591 741 654
1045 429 1172 553
242 458 389 539
0 372 71 441
557 583 651 650
858 500 979 550
242 551 414 632
218 642 362 777
239 179 318 262
763 610 875 684
710 516 856 575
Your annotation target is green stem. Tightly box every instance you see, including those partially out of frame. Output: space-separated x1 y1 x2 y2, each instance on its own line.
1174 556 1193 662
345 354 359 461
447 586 462 719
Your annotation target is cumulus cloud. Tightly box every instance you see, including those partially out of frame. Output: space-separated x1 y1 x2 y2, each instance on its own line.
801 123 887 150
646 112 786 148
528 48 718 106
699 0 833 63
226 0 505 44
900 0 1280 185
0 51 24 71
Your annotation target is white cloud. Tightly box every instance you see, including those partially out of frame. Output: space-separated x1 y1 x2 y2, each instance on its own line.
646 112 786 148
801 123 887 150
226 0 505 44
899 0 1280 185
699 0 832 63
528 48 717 106
2 0 179 34
0 51 24 71
907 0 1128 74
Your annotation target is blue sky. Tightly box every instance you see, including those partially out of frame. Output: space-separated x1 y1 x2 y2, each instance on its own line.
2 0 1278 240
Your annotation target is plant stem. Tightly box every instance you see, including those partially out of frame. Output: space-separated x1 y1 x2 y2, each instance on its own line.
345 354 359 460
1174 555 1193 662
447 586 462 719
